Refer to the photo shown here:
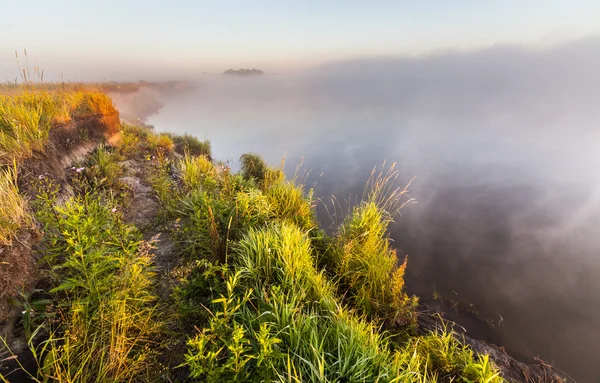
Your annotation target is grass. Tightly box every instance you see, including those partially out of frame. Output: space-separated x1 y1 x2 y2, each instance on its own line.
157 150 503 382
0 163 31 244
0 88 506 382
82 144 124 189
240 152 267 182
0 89 117 165
170 133 212 158
328 164 418 326
179 153 215 191
334 201 417 325
8 190 160 382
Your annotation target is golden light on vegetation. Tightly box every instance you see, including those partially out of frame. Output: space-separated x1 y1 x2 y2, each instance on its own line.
0 164 31 245
0 88 505 383
0 88 117 165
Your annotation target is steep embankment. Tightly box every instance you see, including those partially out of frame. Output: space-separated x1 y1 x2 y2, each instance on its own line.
0 89 120 324
0 88 566 383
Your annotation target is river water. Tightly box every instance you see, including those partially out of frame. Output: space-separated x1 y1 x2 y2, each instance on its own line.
145 41 600 382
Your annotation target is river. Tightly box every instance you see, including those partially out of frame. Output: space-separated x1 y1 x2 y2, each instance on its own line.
144 39 600 382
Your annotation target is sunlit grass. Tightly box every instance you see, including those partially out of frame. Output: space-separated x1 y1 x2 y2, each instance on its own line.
13 193 161 382
179 153 215 191
0 164 31 244
0 89 117 165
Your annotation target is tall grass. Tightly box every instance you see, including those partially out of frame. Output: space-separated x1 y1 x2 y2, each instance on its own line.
19 192 160 382
239 152 285 190
265 180 316 231
0 164 31 244
179 154 215 191
183 223 503 382
331 164 418 325
170 133 211 158
235 223 335 308
0 90 116 165
240 152 267 182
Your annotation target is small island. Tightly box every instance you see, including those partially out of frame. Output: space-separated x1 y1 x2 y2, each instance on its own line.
222 68 264 76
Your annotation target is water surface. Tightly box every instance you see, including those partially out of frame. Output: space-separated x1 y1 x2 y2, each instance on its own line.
147 41 600 381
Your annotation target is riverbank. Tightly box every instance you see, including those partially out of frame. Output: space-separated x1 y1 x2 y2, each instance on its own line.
0 86 565 382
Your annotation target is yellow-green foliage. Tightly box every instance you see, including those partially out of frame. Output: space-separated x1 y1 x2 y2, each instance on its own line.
117 123 148 155
171 133 212 158
239 152 267 182
235 222 334 306
147 132 174 156
262 167 285 190
239 152 284 190
183 223 503 382
179 154 215 191
399 326 503 382
84 144 123 188
335 201 417 324
234 189 272 229
25 194 159 382
0 164 31 244
264 180 316 231
0 90 116 165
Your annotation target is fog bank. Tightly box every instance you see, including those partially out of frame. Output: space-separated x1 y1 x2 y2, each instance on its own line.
145 36 600 381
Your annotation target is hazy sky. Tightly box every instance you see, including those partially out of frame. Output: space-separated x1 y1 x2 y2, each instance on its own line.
2 0 600 81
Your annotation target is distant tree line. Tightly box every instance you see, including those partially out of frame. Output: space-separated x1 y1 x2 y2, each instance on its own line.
222 68 264 76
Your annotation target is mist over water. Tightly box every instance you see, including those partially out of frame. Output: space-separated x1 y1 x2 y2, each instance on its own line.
146 37 600 381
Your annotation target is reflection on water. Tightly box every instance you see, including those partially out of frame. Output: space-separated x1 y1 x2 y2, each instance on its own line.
147 39 600 381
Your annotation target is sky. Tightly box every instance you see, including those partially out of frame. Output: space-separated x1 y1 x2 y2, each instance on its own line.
1 0 600 81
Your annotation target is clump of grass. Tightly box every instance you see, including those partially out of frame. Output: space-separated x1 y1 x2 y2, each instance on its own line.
264 180 316 231
171 133 211 158
147 132 174 156
82 144 123 188
174 189 232 262
332 164 418 325
239 153 267 182
0 164 31 244
178 154 215 191
117 123 148 156
68 91 117 120
400 324 502 382
335 200 417 324
149 157 180 215
233 189 272 231
234 222 334 306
